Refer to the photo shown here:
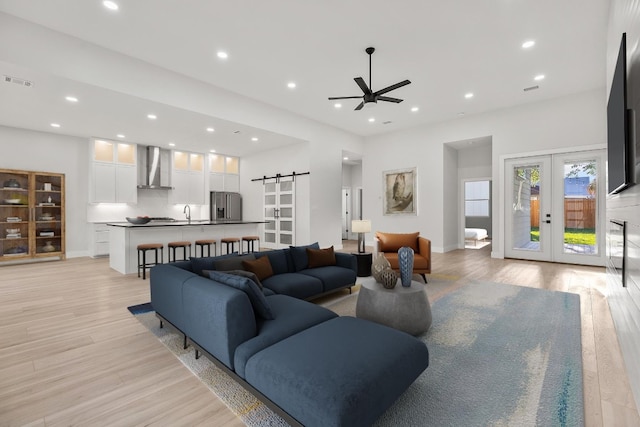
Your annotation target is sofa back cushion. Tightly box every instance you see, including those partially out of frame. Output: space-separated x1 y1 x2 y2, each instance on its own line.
190 253 239 276
208 271 275 320
255 249 291 275
307 246 336 268
242 256 274 281
290 242 320 271
376 232 419 252
214 254 256 271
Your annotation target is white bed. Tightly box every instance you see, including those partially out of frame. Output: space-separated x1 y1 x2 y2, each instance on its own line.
465 228 489 245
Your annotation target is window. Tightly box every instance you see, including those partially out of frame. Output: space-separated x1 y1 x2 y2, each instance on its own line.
465 180 490 217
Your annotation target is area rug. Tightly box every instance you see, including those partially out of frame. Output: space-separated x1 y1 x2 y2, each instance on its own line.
129 279 583 426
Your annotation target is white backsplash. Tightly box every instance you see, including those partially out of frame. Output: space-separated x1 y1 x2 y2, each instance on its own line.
87 189 208 222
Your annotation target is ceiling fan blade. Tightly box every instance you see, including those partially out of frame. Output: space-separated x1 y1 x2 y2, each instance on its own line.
328 96 363 100
377 96 403 103
354 101 365 110
373 79 411 96
354 77 372 95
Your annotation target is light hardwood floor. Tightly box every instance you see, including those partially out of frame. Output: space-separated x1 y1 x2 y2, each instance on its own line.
0 245 638 426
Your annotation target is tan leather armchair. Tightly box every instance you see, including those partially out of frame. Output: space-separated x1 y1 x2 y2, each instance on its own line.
374 232 431 281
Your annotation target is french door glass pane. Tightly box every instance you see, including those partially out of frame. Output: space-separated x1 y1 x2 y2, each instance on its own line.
512 165 541 251
563 160 597 254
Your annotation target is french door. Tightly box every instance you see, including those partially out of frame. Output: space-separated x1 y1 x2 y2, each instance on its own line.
263 179 295 249
504 150 605 266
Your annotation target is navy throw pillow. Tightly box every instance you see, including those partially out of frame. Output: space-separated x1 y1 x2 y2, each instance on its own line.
207 271 274 320
289 242 320 271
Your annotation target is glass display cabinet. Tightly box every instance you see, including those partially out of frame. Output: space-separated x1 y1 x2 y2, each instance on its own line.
0 169 65 263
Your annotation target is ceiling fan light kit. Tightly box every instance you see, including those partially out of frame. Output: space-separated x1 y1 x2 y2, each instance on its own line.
328 47 411 111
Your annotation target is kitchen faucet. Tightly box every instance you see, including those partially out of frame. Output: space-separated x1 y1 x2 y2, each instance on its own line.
183 204 191 223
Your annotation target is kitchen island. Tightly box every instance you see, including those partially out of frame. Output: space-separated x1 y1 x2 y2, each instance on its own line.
107 220 265 275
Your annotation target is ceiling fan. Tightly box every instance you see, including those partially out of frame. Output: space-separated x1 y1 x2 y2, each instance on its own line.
328 47 411 111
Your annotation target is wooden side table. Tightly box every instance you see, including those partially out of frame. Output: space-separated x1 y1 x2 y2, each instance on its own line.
352 252 373 277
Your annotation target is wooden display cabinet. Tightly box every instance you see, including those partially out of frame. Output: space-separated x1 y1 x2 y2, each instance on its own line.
0 169 65 263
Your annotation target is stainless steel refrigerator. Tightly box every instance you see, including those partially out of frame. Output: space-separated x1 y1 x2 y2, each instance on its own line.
210 191 242 221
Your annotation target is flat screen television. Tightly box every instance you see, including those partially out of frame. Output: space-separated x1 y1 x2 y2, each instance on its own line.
607 33 634 194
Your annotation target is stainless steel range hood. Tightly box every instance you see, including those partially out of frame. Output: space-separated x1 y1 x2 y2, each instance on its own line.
137 146 173 189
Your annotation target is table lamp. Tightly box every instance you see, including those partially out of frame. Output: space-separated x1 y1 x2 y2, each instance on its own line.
351 220 371 253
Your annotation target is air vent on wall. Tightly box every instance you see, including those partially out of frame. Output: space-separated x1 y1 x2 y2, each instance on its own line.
3 75 33 87
523 85 539 92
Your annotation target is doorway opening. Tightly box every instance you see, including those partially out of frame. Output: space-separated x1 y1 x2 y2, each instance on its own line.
464 179 492 249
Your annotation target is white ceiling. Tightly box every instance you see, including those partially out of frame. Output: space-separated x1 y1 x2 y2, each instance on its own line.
0 0 609 157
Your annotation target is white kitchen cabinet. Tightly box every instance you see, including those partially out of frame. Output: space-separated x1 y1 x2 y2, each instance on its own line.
90 139 137 203
208 154 239 192
90 223 110 257
171 151 204 205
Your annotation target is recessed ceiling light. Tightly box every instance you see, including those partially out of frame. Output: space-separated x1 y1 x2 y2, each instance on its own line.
534 74 545 81
103 1 119 11
147 114 157 120
65 96 78 102
522 40 535 49
457 112 465 116
343 157 349 160
117 134 125 138
334 103 342 109
168 142 175 147
287 82 296 89
368 117 375 123
411 106 419 112
251 137 259 142
464 93 474 99
50 123 61 128
217 51 228 59
206 127 215 132
210 149 216 153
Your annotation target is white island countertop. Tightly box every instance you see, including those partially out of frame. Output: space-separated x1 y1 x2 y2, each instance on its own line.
107 220 264 274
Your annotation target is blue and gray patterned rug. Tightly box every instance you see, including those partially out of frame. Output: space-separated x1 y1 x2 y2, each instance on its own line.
130 279 583 426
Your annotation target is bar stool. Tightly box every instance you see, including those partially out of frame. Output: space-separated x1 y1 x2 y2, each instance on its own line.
168 241 192 262
220 237 240 254
137 243 163 280
242 235 260 253
195 239 217 257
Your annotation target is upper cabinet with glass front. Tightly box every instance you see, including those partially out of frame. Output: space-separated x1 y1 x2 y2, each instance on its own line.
171 151 205 205
209 154 240 192
90 139 137 203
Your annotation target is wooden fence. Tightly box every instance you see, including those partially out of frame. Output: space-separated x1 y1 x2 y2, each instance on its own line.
530 198 596 229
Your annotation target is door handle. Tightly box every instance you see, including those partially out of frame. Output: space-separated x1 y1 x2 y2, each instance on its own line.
545 220 551 224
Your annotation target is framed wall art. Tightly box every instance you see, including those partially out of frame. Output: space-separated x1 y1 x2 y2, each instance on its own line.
383 167 416 215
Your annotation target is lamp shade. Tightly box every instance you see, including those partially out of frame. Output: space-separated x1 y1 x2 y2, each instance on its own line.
352 220 371 233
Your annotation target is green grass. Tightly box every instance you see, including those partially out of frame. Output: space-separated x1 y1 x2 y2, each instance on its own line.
529 228 595 245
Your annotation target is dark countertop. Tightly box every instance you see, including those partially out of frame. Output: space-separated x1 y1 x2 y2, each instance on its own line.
107 220 266 228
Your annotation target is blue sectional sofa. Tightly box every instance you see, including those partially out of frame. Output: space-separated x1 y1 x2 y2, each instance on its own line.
150 245 430 427
188 243 358 300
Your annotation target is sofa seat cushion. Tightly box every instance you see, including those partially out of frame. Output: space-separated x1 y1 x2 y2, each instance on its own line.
261 273 323 299
383 253 430 270
234 295 337 378
244 316 430 427
299 266 356 293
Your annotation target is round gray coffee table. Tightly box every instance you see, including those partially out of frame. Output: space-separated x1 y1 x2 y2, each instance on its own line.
355 277 432 336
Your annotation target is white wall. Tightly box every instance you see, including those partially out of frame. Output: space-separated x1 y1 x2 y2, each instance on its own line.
0 125 89 257
606 0 640 411
364 88 606 254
